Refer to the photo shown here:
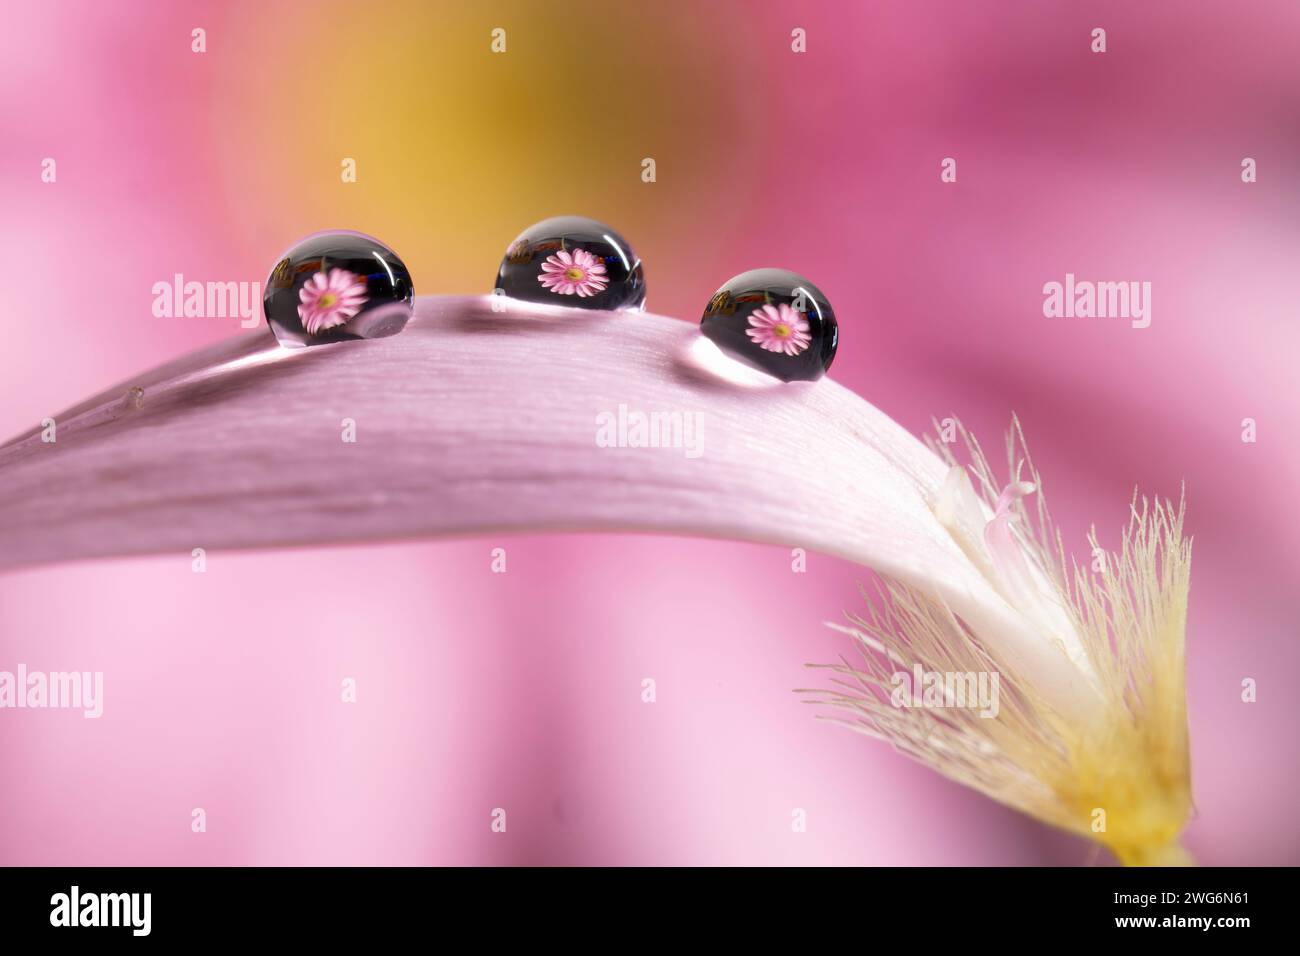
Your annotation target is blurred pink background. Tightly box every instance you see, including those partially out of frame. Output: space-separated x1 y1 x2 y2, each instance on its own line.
1 1 1297 864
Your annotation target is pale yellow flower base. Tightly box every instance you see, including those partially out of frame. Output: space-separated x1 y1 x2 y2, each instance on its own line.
1119 840 1196 867
811 421 1196 869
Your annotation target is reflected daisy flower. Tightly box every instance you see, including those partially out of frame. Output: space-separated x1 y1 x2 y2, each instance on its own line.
298 268 368 335
747 303 811 355
538 248 608 298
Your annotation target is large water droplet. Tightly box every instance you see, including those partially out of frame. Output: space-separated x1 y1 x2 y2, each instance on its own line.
264 231 414 348
699 268 838 382
494 216 646 311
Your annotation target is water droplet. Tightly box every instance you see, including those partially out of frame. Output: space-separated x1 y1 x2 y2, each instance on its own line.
264 231 414 348
699 269 838 382
494 216 645 311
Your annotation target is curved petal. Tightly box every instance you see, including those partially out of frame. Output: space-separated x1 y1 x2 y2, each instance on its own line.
0 296 1101 721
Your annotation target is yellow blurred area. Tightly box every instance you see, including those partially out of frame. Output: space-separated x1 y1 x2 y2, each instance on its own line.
213 0 762 305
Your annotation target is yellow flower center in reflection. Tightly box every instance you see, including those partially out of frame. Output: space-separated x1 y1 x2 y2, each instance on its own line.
318 293 338 308
773 323 791 337
564 267 585 281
